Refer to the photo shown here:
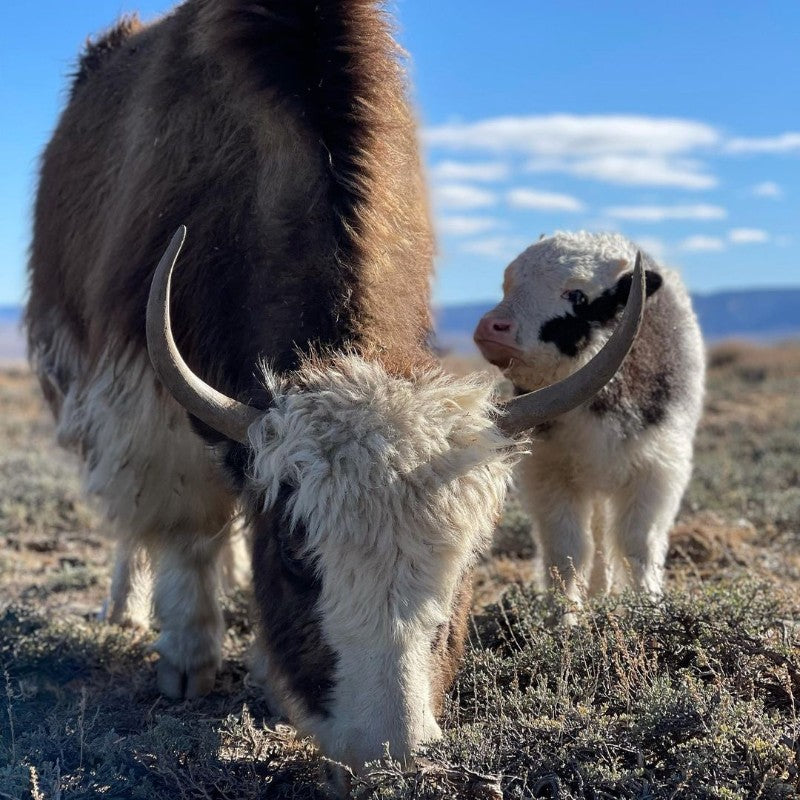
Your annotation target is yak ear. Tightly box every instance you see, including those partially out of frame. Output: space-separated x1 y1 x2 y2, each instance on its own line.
615 269 662 302
643 270 663 297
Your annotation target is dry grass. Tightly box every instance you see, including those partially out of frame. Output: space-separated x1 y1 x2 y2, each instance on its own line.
2 342 800 798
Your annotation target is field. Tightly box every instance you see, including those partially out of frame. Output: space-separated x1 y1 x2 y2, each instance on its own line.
1 342 800 799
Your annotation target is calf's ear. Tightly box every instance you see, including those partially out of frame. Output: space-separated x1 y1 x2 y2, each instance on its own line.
615 269 662 302
644 270 663 296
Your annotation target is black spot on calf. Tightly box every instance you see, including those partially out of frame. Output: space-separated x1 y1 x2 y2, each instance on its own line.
539 269 663 357
641 372 672 426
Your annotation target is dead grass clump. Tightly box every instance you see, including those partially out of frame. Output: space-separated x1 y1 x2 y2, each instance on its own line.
668 512 758 573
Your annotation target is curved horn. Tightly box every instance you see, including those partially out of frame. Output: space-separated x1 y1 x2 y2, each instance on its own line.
146 226 262 445
496 251 646 437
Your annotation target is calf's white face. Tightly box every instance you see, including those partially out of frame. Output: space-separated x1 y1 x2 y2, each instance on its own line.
246 356 516 769
474 232 662 390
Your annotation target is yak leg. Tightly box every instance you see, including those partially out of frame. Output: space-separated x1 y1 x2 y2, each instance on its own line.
534 490 594 611
610 461 689 596
587 497 613 597
102 539 151 627
518 455 593 619
151 530 230 699
35 348 239 697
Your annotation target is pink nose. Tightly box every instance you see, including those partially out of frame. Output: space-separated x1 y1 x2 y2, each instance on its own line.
473 315 521 368
474 315 518 343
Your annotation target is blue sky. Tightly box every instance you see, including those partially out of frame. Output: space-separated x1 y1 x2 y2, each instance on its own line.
1 1 798 306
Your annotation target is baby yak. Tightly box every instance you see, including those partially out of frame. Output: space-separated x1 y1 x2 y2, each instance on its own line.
475 232 705 605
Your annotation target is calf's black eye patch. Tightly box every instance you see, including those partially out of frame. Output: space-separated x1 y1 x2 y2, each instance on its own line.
540 269 662 357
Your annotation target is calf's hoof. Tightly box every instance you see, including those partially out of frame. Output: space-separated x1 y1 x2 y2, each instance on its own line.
157 659 217 699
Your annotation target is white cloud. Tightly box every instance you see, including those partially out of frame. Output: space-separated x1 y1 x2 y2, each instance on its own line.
680 235 726 252
752 181 783 198
728 228 770 244
527 155 716 190
430 160 509 182
426 114 720 156
433 183 497 210
605 204 727 222
459 236 529 261
726 132 800 154
437 216 500 236
507 188 585 212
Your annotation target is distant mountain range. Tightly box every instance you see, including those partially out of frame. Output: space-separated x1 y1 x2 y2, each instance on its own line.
2 290 799 362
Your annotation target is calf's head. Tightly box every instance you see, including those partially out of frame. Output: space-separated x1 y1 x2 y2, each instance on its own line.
475 232 662 391
146 226 645 770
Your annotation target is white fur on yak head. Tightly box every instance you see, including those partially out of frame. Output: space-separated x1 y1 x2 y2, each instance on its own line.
247 353 513 768
475 231 663 391
146 227 646 770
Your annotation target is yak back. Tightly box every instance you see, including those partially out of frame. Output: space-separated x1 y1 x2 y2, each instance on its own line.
28 0 435 405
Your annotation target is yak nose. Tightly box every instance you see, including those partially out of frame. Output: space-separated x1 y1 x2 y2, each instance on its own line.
341 715 443 775
474 315 518 342
323 716 443 797
473 314 522 368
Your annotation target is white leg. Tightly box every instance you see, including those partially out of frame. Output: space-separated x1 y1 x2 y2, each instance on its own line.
219 516 251 592
587 497 613 597
52 351 238 696
103 540 151 627
151 532 228 699
534 494 593 606
610 462 689 595
517 455 593 613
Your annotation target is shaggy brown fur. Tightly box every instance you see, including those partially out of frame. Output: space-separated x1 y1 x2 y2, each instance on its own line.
28 0 434 407
27 0 457 740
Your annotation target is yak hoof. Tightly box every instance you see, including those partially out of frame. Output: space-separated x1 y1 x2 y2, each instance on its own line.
157 659 217 699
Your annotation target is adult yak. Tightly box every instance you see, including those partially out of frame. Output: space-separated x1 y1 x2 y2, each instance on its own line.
27 0 644 771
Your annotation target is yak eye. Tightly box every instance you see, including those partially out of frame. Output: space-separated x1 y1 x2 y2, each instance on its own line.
562 288 587 307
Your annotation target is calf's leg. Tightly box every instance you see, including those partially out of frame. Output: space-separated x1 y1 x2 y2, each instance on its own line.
587 497 613 596
518 455 594 614
610 460 690 595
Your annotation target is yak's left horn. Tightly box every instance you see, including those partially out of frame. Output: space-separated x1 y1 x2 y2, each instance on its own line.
146 226 262 445
495 251 646 437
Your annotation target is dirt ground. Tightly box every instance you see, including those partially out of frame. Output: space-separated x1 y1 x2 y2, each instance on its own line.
1 342 799 798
